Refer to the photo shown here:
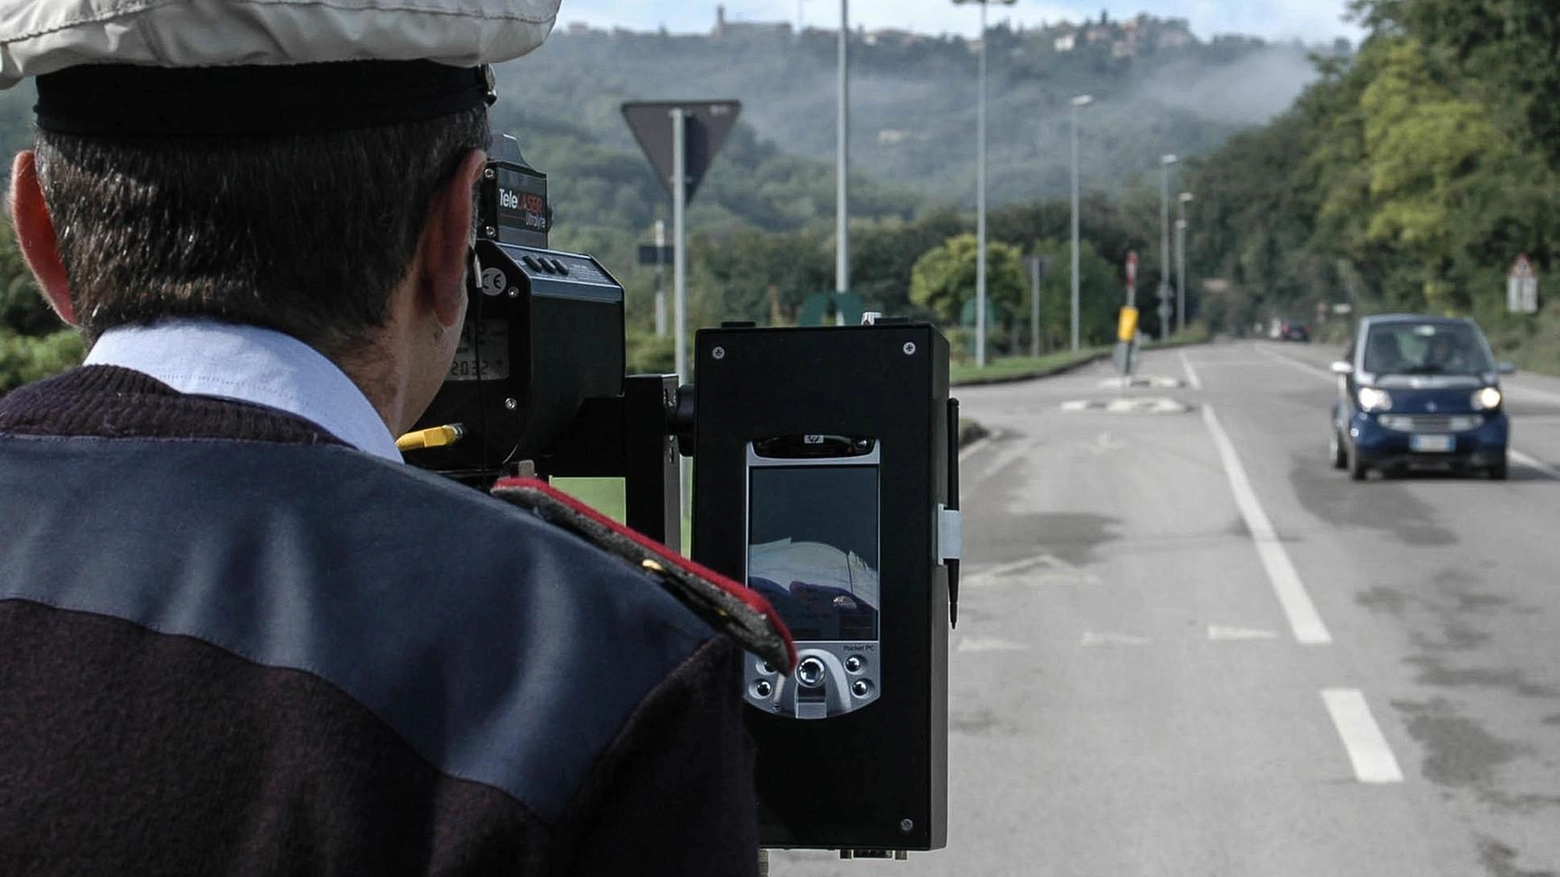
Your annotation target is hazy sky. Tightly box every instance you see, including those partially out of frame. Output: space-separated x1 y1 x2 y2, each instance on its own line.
555 1 1363 45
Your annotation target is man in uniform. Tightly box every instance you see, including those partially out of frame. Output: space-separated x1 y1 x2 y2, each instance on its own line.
0 2 773 874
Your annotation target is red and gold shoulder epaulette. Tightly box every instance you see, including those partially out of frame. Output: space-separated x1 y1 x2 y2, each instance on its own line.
491 478 796 673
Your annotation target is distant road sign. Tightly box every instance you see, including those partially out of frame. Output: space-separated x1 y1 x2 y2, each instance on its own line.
621 100 742 204
1117 306 1139 342
638 244 676 265
1509 254 1540 314
1157 301 1173 323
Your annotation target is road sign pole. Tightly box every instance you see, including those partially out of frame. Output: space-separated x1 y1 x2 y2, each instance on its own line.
1022 256 1041 358
654 219 667 337
671 107 688 383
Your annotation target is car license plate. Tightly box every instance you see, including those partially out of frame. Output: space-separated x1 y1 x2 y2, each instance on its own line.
1411 434 1454 453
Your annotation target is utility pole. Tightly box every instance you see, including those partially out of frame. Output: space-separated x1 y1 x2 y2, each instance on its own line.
953 0 1016 367
1177 192 1194 334
836 0 850 319
1070 94 1093 352
1158 153 1178 341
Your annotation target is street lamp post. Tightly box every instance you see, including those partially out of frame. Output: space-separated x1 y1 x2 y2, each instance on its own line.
1177 192 1194 334
1069 94 1093 353
954 0 1015 368
836 0 849 314
1158 153 1178 341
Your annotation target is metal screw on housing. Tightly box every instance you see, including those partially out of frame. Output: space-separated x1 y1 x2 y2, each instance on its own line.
503 398 518 411
483 226 497 238
483 168 496 180
507 287 520 298
899 818 914 833
903 342 917 356
712 346 726 360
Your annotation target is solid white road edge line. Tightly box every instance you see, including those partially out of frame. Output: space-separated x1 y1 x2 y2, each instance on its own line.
1258 344 1335 380
1510 449 1560 480
958 434 992 465
1261 346 1560 480
1202 404 1334 645
1178 350 1204 391
1321 688 1405 784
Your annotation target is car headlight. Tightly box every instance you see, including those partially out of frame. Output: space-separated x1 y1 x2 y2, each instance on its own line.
1472 386 1503 411
1357 386 1393 412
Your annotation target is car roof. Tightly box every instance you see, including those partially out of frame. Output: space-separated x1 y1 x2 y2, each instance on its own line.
1361 313 1476 328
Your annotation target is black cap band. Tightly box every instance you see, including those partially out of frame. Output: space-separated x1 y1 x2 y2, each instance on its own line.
35 60 495 137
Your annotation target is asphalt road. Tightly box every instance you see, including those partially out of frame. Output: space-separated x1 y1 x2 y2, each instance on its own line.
771 339 1560 877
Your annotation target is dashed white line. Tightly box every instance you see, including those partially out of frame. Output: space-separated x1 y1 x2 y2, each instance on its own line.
1201 404 1334 645
1322 688 1405 784
1178 350 1204 391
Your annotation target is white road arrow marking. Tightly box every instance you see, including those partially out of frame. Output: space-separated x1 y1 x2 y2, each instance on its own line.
1207 625 1280 641
957 637 1031 653
1080 631 1152 647
965 554 1100 589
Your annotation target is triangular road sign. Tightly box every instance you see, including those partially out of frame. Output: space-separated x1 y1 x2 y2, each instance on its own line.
621 100 742 204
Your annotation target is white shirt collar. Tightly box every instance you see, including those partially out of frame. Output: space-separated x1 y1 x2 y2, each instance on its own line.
84 319 403 464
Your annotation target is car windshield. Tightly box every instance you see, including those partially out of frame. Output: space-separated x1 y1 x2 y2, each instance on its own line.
1361 322 1494 376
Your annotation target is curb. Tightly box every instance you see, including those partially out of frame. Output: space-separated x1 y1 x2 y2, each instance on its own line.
950 340 1208 388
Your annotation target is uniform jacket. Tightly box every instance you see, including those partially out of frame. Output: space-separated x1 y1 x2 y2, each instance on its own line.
0 364 760 876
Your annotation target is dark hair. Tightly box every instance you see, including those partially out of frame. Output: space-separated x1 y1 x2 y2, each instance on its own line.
34 108 489 356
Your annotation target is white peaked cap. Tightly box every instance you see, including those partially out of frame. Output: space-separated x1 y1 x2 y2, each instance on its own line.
0 0 563 89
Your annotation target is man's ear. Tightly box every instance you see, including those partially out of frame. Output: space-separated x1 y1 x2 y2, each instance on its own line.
9 151 74 326
419 149 487 329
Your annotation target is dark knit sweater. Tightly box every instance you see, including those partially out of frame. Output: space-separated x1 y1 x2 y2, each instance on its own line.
0 365 760 876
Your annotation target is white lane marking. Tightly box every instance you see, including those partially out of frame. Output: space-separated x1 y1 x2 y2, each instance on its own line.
1083 431 1128 455
1258 345 1336 381
965 439 1033 492
1062 397 1192 414
964 553 1100 589
1201 404 1334 645
957 637 1031 653
958 434 992 465
1207 625 1279 641
1081 631 1152 647
1098 375 1184 389
1322 689 1405 784
1511 449 1560 480
1504 383 1560 408
1179 350 1204 391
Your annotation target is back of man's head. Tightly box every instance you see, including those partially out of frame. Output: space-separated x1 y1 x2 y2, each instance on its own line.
2 0 560 357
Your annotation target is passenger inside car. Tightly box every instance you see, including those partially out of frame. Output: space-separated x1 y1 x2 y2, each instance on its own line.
1365 332 1404 374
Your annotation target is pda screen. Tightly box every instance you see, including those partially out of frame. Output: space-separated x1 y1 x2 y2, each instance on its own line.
747 465 880 641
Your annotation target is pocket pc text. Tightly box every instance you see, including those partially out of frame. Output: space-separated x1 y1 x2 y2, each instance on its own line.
745 435 881 719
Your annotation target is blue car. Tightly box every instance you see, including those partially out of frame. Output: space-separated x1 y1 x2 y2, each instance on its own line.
1329 315 1514 480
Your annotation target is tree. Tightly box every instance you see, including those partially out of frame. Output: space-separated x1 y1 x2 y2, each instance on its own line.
1030 238 1122 348
0 216 83 396
908 234 1026 327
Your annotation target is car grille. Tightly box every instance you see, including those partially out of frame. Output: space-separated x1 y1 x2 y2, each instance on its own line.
1378 414 1483 433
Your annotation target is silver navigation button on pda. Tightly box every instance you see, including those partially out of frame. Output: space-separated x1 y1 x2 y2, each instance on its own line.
796 656 827 688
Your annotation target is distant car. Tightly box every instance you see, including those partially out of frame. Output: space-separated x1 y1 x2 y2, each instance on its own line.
1279 322 1309 342
1329 315 1513 480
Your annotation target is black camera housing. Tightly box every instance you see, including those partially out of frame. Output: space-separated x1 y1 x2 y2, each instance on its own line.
410 137 624 482
689 323 953 853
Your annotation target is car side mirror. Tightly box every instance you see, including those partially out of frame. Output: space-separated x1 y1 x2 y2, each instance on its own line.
1498 361 1516 375
1330 361 1354 375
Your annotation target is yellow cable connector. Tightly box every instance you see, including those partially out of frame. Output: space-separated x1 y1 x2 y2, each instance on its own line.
395 423 466 452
